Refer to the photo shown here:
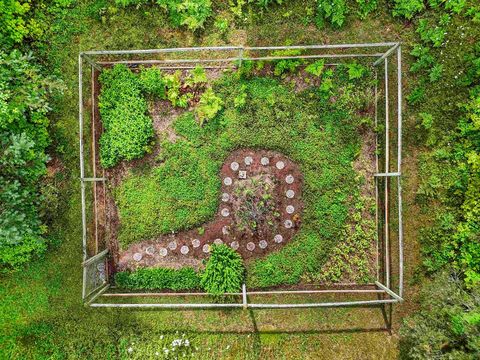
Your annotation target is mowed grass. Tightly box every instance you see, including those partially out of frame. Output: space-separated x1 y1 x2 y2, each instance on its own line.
0 0 416 358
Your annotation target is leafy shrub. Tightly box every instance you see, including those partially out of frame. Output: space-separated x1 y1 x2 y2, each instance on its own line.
416 18 446 47
392 0 425 19
305 59 325 77
271 49 304 76
138 66 166 98
115 267 201 290
195 87 223 126
356 0 377 19
316 0 348 28
98 64 154 168
164 70 192 107
200 244 244 295
400 271 480 359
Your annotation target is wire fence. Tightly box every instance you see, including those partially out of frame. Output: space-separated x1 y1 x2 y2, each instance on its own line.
79 43 404 308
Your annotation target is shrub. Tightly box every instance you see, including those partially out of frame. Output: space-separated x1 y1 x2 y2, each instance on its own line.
392 0 425 20
356 0 377 19
315 0 348 28
98 64 154 168
138 66 167 98
305 59 325 77
400 271 480 359
195 87 223 126
115 267 201 290
201 244 244 295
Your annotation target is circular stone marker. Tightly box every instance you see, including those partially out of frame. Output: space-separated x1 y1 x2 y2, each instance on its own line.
202 244 210 253
133 253 143 262
261 157 270 166
286 205 295 214
259 240 268 249
168 241 177 250
284 219 293 229
221 208 230 217
192 239 201 248
276 161 285 170
285 174 294 184
286 189 295 199
244 156 253 165
159 247 168 257
145 246 155 255
274 234 284 243
230 162 239 171
221 193 230 202
214 238 223 245
230 241 239 250
223 177 232 186
246 242 256 251
180 245 189 255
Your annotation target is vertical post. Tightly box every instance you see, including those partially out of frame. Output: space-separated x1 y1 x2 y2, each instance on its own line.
384 57 390 289
242 283 247 310
91 64 99 255
397 45 404 298
374 69 380 281
79 53 88 299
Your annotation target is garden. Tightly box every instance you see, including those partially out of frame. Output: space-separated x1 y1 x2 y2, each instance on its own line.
86 49 382 297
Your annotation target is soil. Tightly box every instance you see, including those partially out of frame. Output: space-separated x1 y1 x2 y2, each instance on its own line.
116 149 304 272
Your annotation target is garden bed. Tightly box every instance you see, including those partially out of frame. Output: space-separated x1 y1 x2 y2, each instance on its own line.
92 56 379 293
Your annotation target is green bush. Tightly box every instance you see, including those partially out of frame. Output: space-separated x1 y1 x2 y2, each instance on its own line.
195 87 223 126
316 0 348 28
138 66 167 98
392 0 425 20
400 271 480 359
201 244 244 295
115 267 201 290
98 64 154 168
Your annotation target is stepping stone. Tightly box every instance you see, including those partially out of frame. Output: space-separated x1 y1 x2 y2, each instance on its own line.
133 253 143 262
244 156 253 165
286 189 295 198
159 247 168 257
223 177 232 186
221 193 230 202
246 242 255 251
168 241 177 250
238 170 247 179
284 220 293 229
274 234 283 243
180 246 189 255
222 226 229 235
145 246 155 255
214 238 223 245
230 241 239 250
202 244 210 253
285 174 294 184
230 162 239 171
259 240 268 249
192 239 201 248
286 205 295 214
221 208 230 217
261 157 269 166
276 161 285 170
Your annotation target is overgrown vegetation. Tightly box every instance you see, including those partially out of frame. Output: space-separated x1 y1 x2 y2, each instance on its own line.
115 266 201 290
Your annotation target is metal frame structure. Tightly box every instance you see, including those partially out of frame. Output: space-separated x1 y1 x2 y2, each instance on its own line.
78 43 404 309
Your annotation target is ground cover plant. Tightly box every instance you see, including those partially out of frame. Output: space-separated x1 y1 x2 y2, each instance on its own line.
1 0 480 358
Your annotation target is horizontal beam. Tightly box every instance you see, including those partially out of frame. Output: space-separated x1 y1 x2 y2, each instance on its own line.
82 177 106 182
374 172 401 177
82 43 399 56
375 281 404 302
89 299 399 309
